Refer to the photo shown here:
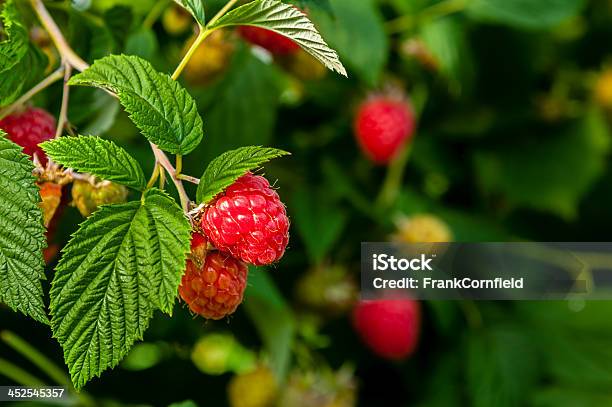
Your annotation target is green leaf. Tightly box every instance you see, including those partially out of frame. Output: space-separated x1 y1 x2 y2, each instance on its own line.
69 54 204 155
41 136 147 190
473 109 610 219
0 0 28 73
309 0 387 85
196 146 289 204
173 0 205 26
208 0 346 76
0 44 47 107
0 133 47 324
466 0 585 29
243 269 294 380
138 189 192 312
50 188 190 388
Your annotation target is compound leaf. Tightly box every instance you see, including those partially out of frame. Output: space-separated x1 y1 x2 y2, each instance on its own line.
69 55 203 155
196 146 289 204
0 133 47 324
208 0 346 76
41 136 147 190
50 188 190 389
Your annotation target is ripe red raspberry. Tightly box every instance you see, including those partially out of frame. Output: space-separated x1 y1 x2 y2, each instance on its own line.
354 96 416 164
0 107 55 165
238 26 300 55
201 173 289 266
353 298 420 360
179 233 248 320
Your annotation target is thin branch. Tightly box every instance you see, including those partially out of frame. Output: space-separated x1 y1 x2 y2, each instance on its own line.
175 154 183 176
171 0 238 80
150 142 191 212
146 163 161 189
27 0 209 216
177 173 200 184
54 63 72 138
0 67 65 120
171 28 211 80
30 0 89 72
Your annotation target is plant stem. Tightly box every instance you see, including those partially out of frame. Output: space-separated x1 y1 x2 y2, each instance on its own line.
30 0 89 72
386 0 468 33
150 142 191 211
54 63 72 138
159 167 167 189
0 358 45 387
175 154 183 176
171 29 212 80
375 143 412 211
0 67 65 120
146 163 161 189
170 0 238 80
177 173 200 184
29 0 197 213
159 0 239 209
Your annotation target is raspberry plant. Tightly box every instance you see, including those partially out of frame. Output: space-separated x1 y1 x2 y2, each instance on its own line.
0 0 345 389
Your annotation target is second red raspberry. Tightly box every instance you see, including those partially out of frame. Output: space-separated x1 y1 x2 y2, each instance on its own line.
202 173 289 266
179 234 248 320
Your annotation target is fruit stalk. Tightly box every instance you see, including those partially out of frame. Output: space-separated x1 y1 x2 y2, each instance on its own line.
150 141 191 211
54 64 72 138
375 143 412 210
